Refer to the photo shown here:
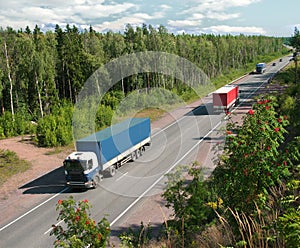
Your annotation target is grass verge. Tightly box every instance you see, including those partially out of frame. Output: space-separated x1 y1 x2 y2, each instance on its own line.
0 149 32 187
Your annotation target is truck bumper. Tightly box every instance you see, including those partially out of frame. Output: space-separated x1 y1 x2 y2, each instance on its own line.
66 181 94 188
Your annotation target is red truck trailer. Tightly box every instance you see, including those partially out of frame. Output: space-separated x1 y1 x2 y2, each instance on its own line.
212 85 239 112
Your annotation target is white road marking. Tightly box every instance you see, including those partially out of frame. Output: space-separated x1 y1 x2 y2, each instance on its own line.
44 219 64 235
0 187 69 232
116 172 128 181
152 104 205 137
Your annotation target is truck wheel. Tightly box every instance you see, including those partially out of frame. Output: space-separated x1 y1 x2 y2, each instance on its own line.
131 151 137 161
109 166 116 177
136 149 141 158
93 175 101 188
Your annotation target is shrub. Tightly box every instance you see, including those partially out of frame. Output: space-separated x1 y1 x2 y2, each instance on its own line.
50 196 111 248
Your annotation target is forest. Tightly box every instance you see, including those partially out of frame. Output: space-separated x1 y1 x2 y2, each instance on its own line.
0 24 288 146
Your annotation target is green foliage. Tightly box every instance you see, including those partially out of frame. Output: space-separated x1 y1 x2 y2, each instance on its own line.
278 161 300 248
36 102 73 147
0 111 14 137
95 105 113 131
290 27 300 51
279 95 295 117
50 196 110 248
119 222 152 248
163 163 216 245
212 96 292 213
0 149 31 187
0 110 33 138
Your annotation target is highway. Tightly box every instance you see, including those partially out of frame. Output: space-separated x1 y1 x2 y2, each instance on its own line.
0 55 291 247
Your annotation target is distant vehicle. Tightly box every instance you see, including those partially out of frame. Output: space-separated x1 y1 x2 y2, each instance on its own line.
272 62 276 66
63 118 151 189
256 63 266 74
213 85 239 113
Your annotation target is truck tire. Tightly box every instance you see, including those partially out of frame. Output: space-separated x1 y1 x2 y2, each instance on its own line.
136 149 141 158
131 151 137 161
109 166 116 177
93 174 101 188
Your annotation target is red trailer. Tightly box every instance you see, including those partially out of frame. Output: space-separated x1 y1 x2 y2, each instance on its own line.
213 85 239 112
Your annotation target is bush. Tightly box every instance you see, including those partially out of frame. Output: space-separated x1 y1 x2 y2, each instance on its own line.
50 196 111 248
36 102 73 147
163 163 216 246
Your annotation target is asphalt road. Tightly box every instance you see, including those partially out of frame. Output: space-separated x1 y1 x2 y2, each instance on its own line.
0 55 291 247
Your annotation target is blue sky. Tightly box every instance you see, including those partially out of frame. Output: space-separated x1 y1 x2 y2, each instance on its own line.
0 0 299 37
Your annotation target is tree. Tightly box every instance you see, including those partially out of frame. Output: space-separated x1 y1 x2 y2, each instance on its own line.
291 27 300 84
163 163 215 246
50 196 111 248
291 27 300 52
1 28 17 121
212 97 292 213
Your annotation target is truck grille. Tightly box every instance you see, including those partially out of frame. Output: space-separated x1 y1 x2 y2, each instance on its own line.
69 172 85 181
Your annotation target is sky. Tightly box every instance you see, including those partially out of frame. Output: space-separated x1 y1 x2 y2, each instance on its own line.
0 0 299 37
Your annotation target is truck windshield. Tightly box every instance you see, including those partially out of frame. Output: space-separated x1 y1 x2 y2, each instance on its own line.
64 160 87 171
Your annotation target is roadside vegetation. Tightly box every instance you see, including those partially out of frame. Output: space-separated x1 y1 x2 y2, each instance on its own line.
0 149 31 188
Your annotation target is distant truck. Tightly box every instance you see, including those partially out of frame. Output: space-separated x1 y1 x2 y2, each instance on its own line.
63 118 151 189
213 85 239 112
256 62 266 74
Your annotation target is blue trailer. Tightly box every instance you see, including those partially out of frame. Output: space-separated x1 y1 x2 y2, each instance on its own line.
63 118 151 188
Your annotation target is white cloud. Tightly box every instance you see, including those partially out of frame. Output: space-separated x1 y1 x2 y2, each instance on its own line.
190 13 205 20
206 11 240 21
160 4 171 10
185 0 261 12
183 0 260 22
0 1 138 30
203 25 266 35
92 13 153 32
168 19 201 28
72 2 136 19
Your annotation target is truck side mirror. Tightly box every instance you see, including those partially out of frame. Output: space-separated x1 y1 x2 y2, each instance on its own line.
88 159 93 170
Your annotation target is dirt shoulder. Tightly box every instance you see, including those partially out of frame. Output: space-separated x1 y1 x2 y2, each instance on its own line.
0 137 73 226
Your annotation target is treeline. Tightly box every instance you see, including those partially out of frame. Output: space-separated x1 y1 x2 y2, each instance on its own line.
0 24 287 145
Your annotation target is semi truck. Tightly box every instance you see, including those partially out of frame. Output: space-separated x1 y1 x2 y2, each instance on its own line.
256 62 266 74
63 117 151 189
212 85 239 113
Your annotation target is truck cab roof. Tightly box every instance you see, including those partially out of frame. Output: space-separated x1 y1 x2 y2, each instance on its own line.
214 85 238 94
